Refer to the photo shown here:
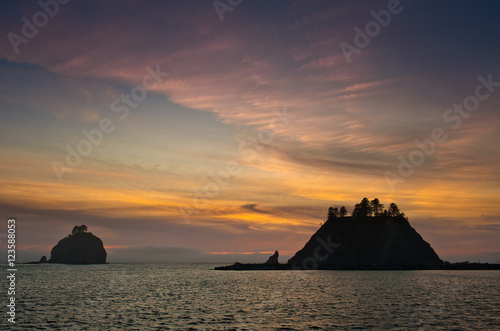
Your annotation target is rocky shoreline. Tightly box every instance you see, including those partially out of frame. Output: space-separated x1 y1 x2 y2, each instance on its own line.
215 261 500 271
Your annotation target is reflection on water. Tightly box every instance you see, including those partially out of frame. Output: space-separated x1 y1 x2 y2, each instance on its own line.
7 264 500 330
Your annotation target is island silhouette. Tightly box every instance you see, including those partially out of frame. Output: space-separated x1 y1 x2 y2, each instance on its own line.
216 198 500 270
39 225 107 264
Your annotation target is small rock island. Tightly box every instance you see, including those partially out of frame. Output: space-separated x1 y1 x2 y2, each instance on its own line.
216 251 289 270
265 250 280 265
48 225 107 264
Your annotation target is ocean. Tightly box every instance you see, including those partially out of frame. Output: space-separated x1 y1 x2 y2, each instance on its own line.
4 263 500 330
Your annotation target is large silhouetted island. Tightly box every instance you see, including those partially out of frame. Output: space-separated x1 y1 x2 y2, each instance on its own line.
48 225 107 264
287 214 442 269
216 198 444 270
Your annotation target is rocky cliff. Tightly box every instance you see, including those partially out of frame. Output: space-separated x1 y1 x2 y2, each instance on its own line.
288 216 442 269
49 228 107 264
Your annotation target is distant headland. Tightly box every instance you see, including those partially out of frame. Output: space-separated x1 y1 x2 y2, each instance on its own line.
216 198 500 271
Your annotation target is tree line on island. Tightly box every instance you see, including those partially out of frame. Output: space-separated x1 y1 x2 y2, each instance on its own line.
70 225 88 235
327 197 406 220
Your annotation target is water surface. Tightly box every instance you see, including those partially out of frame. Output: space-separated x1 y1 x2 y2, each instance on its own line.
5 264 500 330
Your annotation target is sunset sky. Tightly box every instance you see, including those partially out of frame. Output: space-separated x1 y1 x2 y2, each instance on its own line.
1 0 499 263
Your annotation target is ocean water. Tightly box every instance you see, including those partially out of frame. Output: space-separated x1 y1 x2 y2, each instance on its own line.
3 263 500 330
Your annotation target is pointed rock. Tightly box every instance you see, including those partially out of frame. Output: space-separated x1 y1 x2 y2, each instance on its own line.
265 250 279 264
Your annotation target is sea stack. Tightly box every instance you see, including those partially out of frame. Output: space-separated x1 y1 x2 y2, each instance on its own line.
288 215 442 270
265 251 280 264
49 225 107 264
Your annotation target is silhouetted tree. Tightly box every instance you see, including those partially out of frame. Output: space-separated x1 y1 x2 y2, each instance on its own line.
328 207 334 219
388 203 401 217
328 207 339 219
339 206 347 217
352 203 360 217
71 225 88 235
71 226 80 235
370 198 384 216
352 198 372 217
360 197 372 216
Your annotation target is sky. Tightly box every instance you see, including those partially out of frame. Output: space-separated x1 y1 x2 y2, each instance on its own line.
0 0 499 263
